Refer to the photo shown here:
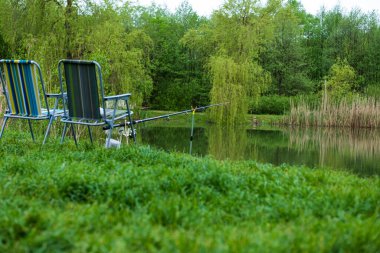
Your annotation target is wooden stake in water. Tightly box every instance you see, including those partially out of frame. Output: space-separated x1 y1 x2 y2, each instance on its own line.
189 107 196 155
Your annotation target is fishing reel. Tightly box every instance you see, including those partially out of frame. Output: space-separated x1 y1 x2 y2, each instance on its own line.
118 126 136 139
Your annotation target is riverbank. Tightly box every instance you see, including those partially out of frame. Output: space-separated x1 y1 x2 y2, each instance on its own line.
134 110 284 128
0 132 379 252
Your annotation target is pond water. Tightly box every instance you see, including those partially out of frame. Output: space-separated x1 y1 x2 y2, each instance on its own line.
136 124 380 177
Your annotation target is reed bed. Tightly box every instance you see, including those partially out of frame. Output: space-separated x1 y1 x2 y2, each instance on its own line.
287 95 380 128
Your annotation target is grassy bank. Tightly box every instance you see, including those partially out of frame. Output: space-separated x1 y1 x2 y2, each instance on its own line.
135 110 283 128
0 131 379 252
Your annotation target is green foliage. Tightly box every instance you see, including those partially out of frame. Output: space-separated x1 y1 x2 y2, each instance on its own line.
0 134 379 252
1 0 380 116
365 84 380 99
261 0 313 96
135 3 208 109
0 0 65 92
209 56 270 124
249 94 322 116
250 95 292 115
302 7 380 92
82 3 153 106
0 0 153 106
0 34 10 58
195 0 273 125
325 58 358 101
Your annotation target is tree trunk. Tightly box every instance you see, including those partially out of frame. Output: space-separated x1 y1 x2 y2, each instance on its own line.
65 0 73 58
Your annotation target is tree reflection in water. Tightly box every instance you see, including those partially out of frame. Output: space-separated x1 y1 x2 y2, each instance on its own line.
139 124 379 176
207 125 248 160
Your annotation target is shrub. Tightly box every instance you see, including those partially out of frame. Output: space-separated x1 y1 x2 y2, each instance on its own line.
250 95 320 115
249 95 291 115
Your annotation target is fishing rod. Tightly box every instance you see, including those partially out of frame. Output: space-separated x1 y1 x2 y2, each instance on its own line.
104 102 227 151
103 102 227 130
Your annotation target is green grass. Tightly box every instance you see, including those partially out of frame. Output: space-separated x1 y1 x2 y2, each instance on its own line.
0 131 379 252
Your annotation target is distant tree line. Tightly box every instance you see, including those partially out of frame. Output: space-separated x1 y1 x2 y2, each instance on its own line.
0 0 379 115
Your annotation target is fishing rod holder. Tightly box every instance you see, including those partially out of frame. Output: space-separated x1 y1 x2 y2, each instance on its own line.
119 126 136 139
104 124 136 148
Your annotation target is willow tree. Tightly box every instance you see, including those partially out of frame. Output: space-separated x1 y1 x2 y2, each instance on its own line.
81 1 154 107
0 0 66 91
184 0 276 125
209 57 270 124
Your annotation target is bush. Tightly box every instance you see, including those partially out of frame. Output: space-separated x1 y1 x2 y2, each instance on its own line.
250 95 323 115
250 95 291 115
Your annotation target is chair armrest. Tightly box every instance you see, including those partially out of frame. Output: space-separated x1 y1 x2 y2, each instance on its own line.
104 93 131 101
46 93 67 99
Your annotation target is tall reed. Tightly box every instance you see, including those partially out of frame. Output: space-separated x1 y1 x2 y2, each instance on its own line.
287 94 380 128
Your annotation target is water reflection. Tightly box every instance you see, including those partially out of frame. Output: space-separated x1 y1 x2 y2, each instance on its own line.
207 125 247 160
138 125 380 176
286 127 380 176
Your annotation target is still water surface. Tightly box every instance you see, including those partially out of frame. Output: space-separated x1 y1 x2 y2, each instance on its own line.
137 124 380 177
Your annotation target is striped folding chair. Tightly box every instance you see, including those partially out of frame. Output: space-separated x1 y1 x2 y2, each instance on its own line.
58 59 135 147
0 60 63 144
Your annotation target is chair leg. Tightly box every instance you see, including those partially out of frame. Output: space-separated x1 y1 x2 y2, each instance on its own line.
88 126 93 144
0 117 9 140
106 101 118 148
43 116 55 145
106 128 113 148
126 101 136 143
28 119 35 141
71 124 78 147
61 123 68 144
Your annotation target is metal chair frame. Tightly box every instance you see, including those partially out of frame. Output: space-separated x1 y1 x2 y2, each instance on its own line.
58 59 135 147
0 60 62 144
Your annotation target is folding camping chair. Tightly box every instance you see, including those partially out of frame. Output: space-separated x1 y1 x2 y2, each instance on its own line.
58 59 135 147
0 60 62 144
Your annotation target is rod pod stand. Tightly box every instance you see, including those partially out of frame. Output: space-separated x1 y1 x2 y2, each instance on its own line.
189 107 196 155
